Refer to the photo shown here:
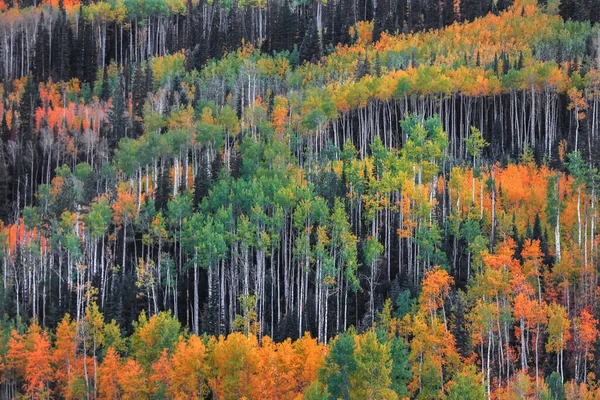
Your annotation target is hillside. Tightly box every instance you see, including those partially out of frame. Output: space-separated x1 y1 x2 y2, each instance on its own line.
0 0 599 398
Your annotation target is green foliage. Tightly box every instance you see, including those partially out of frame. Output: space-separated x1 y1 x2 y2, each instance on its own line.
400 115 448 183
352 330 397 399
395 290 416 319
546 372 565 400
389 336 411 398
231 293 259 336
130 311 181 367
303 381 329 400
447 366 485 400
364 237 384 267
319 330 356 400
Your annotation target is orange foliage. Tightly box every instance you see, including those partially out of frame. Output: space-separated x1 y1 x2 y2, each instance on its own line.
483 237 521 274
419 266 454 316
24 324 53 399
98 347 122 399
112 182 136 227
168 336 209 398
118 359 149 399
52 315 80 399
42 0 80 10
271 96 289 135
208 332 260 399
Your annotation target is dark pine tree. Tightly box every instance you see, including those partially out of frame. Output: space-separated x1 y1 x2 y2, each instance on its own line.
542 227 553 265
423 0 441 30
33 13 50 83
450 292 472 358
73 9 84 81
74 15 98 83
1 111 12 143
210 151 224 185
0 143 12 222
155 162 171 212
355 53 371 80
201 270 221 336
52 4 72 82
83 21 98 83
16 77 40 211
591 0 600 23
532 212 543 241
100 67 111 102
443 0 457 26
299 20 319 64
193 159 211 210
461 0 482 22
558 0 575 21
526 219 533 240
19 76 39 144
132 64 148 138
107 77 128 150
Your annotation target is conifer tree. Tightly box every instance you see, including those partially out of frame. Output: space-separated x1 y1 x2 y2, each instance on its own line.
107 77 128 150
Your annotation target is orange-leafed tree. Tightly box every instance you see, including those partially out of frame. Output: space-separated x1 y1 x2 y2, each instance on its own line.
408 267 461 398
521 239 544 301
255 336 296 398
573 308 598 383
149 349 172 396
98 347 122 400
117 359 149 399
52 314 81 398
293 333 325 393
271 96 289 136
418 267 454 321
23 322 53 399
6 329 27 395
208 332 260 400
168 335 209 399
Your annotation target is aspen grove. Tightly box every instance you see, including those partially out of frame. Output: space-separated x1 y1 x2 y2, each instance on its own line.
0 0 600 398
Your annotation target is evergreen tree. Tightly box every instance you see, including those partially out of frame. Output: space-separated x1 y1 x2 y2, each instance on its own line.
193 160 211 210
319 330 356 399
424 0 441 30
389 335 411 398
546 372 566 400
299 21 319 64
355 54 371 80
100 67 111 102
1 111 12 143
591 0 600 23
74 16 98 83
107 77 128 150
210 153 223 184
132 64 148 138
33 13 50 83
533 213 543 241
559 0 575 21
19 76 39 143
461 0 482 22
0 143 12 221
443 0 457 26
156 163 171 212
52 7 72 81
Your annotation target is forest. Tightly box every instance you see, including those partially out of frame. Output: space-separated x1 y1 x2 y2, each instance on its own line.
0 0 599 397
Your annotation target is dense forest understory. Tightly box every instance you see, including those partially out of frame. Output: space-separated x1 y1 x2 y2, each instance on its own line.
0 0 599 397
